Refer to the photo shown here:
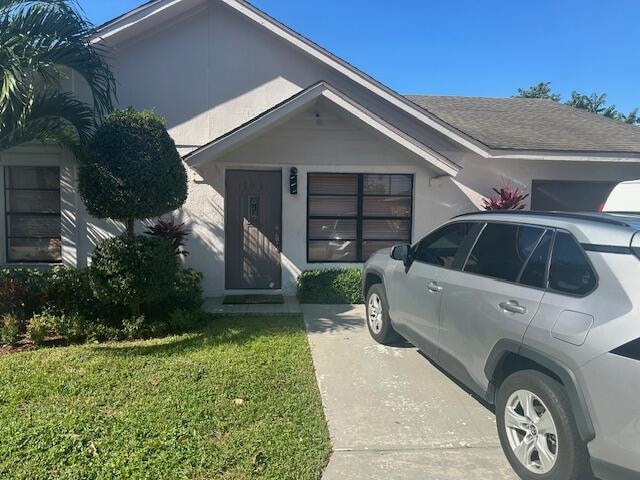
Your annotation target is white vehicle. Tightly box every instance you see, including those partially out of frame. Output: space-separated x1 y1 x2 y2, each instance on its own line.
602 179 640 213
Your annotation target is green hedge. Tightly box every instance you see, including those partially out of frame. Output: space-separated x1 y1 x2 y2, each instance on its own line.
0 265 204 333
90 235 178 308
297 268 363 304
0 268 47 319
143 268 204 321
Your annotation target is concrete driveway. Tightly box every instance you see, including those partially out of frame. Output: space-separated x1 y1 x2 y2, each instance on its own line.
303 304 517 480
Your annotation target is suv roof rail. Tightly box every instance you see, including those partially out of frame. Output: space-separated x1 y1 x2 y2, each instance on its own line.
454 210 638 228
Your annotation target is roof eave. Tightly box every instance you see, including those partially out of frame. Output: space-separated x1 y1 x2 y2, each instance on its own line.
487 148 640 162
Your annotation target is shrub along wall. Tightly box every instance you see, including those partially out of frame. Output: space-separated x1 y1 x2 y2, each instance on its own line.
297 268 363 304
0 265 204 346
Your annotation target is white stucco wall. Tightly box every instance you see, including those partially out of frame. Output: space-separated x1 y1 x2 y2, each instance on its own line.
4 0 640 298
176 101 640 295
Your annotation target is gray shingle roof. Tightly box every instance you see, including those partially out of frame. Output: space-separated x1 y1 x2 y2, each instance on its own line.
405 95 640 154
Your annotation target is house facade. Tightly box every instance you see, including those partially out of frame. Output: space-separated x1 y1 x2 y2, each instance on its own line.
2 0 640 296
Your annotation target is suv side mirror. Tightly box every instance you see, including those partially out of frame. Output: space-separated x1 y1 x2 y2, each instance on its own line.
390 244 411 263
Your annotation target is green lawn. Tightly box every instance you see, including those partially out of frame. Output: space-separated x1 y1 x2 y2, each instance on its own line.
0 315 331 480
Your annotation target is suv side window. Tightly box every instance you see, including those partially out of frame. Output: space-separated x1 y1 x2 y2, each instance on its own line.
464 223 545 282
549 232 597 296
519 230 553 288
413 222 475 268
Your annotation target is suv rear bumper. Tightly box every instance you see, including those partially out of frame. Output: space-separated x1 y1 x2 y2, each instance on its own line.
578 353 640 477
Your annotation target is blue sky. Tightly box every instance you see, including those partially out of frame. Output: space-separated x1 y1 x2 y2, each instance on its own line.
79 0 640 113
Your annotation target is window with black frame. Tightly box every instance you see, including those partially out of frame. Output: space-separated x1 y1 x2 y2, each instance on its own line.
4 166 61 263
307 173 413 262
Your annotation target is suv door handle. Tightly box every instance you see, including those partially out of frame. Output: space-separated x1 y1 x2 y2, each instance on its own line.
499 301 527 315
427 281 443 293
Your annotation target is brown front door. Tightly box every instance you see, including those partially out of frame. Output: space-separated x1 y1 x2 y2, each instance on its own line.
225 170 282 289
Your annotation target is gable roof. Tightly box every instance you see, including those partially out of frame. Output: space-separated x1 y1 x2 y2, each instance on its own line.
183 82 460 176
95 0 640 162
406 95 640 155
91 0 490 157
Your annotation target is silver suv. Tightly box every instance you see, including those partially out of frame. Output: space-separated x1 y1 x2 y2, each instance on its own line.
362 211 640 480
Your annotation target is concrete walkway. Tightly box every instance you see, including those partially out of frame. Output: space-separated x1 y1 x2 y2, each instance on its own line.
303 304 517 480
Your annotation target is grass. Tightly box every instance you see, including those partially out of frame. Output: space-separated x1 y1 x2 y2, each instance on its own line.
223 295 284 305
0 315 331 480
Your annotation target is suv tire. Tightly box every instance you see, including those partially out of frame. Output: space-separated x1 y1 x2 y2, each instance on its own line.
365 284 400 345
496 369 592 480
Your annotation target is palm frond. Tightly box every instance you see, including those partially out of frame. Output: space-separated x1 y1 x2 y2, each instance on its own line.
0 0 79 16
0 0 116 151
0 90 94 151
0 0 115 117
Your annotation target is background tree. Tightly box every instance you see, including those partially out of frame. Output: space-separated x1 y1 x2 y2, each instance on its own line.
79 109 188 236
516 82 561 101
515 82 639 125
0 0 116 151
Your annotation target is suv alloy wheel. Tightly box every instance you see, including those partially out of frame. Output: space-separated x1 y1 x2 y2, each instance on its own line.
496 370 592 480
365 284 400 345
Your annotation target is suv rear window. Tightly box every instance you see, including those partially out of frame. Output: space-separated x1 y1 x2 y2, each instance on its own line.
549 232 597 296
464 223 545 282
413 222 474 268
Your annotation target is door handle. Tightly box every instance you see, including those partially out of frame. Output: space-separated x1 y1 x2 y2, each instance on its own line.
427 281 443 293
499 301 527 315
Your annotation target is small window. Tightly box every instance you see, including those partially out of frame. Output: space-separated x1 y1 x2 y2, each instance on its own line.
549 232 597 296
519 230 553 288
464 223 545 282
4 166 61 263
413 222 475 268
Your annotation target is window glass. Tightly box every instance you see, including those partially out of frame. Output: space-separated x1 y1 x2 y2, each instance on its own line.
307 173 412 262
363 175 412 195
308 196 357 217
308 173 357 195
549 232 596 295
362 219 410 240
413 222 474 268
308 219 357 240
519 230 553 288
4 166 61 263
308 240 356 262
464 223 544 282
362 197 411 217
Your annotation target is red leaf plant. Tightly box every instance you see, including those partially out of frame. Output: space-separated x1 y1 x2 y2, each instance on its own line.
483 183 529 211
145 219 191 257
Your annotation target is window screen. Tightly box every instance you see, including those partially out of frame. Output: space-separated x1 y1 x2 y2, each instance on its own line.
549 232 597 295
413 222 475 268
464 223 545 282
307 173 413 262
4 166 61 263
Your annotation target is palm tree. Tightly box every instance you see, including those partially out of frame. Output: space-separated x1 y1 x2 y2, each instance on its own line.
0 0 116 151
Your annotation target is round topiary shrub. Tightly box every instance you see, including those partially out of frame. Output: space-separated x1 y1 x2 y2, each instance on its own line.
79 108 188 235
90 235 178 313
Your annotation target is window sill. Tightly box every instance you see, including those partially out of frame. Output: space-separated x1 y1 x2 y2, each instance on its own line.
1 262 62 269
